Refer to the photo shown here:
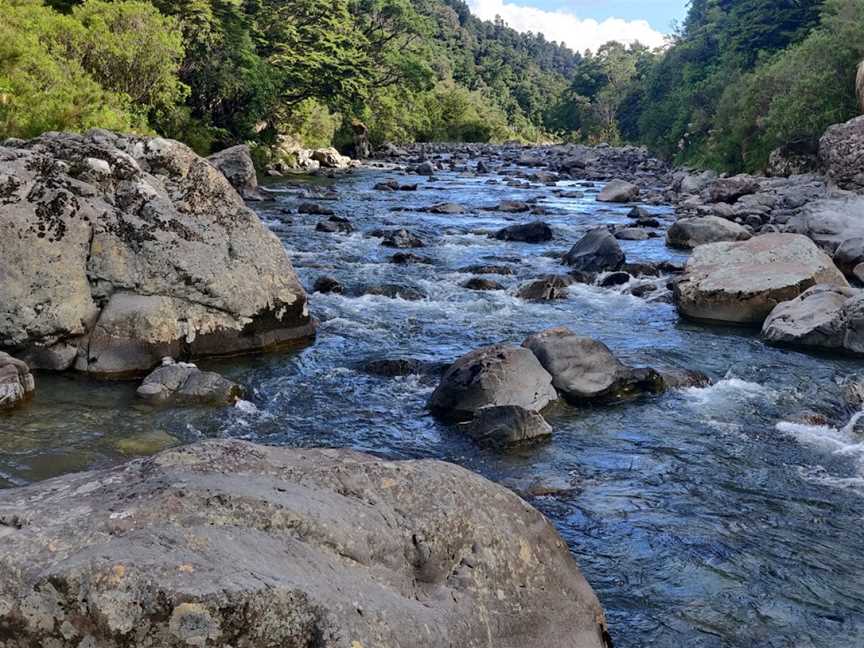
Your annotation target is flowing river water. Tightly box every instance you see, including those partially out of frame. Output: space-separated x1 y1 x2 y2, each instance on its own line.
3 161 864 647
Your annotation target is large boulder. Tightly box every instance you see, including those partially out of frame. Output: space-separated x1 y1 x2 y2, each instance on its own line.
706 175 760 203
563 228 625 272
762 284 864 354
666 216 751 250
674 234 848 325
819 115 864 190
206 144 263 200
0 131 314 376
428 345 557 421
766 143 818 178
596 179 639 203
0 440 611 648
136 360 244 405
0 352 34 410
493 221 553 243
522 327 663 403
310 147 351 169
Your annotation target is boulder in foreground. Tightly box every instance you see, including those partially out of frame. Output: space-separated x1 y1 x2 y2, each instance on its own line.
0 130 314 376
674 234 848 325
0 440 611 648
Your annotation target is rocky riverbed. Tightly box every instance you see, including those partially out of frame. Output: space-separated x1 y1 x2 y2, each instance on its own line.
4 127 864 646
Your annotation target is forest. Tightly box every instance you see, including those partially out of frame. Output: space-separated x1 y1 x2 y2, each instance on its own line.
1 0 863 172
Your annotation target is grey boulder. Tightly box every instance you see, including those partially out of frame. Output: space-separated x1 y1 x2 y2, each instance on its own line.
137 361 244 405
563 228 625 272
819 114 864 191
428 345 557 420
207 144 263 200
522 327 663 403
597 179 639 203
457 405 553 449
0 352 34 410
0 440 611 648
493 221 553 243
666 216 751 249
674 234 848 325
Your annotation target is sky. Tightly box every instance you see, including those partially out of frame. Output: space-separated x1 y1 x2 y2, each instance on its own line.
468 0 690 53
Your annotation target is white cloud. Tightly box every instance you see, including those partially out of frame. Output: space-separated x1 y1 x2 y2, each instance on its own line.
468 0 667 53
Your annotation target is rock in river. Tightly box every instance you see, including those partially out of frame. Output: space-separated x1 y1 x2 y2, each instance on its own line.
429 345 557 421
0 440 611 648
457 405 553 449
597 179 639 203
493 221 553 243
136 360 244 405
523 327 664 403
762 284 864 354
0 352 34 410
0 131 314 376
674 234 848 325
563 228 626 272
666 216 751 250
206 144 263 200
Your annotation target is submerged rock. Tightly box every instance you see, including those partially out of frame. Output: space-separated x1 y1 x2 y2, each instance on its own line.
137 360 244 405
0 131 314 376
0 352 34 410
762 284 864 354
523 327 664 403
457 405 553 449
666 216 751 250
563 228 625 272
312 276 344 294
674 234 848 325
461 277 504 291
362 284 427 300
429 345 557 421
0 440 611 648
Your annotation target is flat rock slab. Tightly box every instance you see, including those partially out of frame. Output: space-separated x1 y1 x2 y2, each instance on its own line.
674 234 848 325
0 440 610 648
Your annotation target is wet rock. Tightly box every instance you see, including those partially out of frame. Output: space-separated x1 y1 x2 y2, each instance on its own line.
523 327 664 403
374 180 399 191
517 276 572 301
359 358 444 377
313 276 344 294
462 277 504 291
0 132 314 376
0 439 610 648
315 215 353 234
615 228 650 241
362 284 427 300
0 352 34 410
413 160 436 175
390 252 433 265
598 272 631 288
457 405 553 449
299 202 336 216
819 115 864 191
666 216 752 250
563 228 626 272
706 175 760 204
373 228 425 248
493 221 553 244
633 217 661 228
207 144 263 200
658 368 712 389
428 202 466 214
674 234 848 325
627 206 651 219
762 284 864 354
310 147 351 169
429 345 558 421
629 283 660 298
459 264 515 276
495 200 532 213
136 360 244 405
597 179 639 203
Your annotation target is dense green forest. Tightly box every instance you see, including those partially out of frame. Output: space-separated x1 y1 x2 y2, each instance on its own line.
1 0 863 173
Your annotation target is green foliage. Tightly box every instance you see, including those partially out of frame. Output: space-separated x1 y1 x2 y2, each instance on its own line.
281 99 342 149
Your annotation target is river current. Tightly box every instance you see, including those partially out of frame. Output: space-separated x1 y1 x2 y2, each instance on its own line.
2 162 864 647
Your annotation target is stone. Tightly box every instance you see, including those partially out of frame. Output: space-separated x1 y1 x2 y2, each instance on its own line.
459 264 515 276
0 352 34 410
495 200 531 213
833 237 864 276
462 277 504 291
766 143 818 178
819 115 864 191
516 276 572 301
390 252 433 265
706 175 760 203
310 147 351 169
362 284 427 301
136 360 244 405
313 276 344 294
674 234 848 325
0 132 313 376
598 272 631 288
316 215 353 234
457 406 553 449
563 228 625 272
299 202 336 216
762 284 864 354
615 228 650 241
207 144 263 200
673 170 717 195
0 440 610 648
429 345 557 421
428 202 466 214
493 221 553 243
522 327 663 403
657 368 712 389
666 216 752 250
597 179 639 203
374 228 425 249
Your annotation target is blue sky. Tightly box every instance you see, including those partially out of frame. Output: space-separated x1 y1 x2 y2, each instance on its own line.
469 0 689 52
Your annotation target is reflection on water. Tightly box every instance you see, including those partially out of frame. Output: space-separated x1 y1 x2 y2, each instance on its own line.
3 165 864 646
